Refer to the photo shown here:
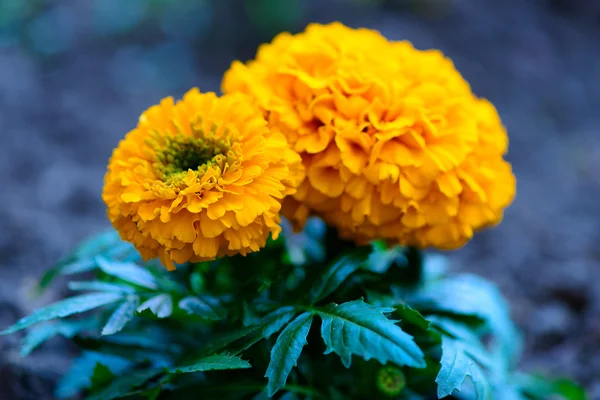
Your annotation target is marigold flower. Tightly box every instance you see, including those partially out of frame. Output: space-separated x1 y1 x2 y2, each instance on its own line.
102 89 304 270
222 22 516 249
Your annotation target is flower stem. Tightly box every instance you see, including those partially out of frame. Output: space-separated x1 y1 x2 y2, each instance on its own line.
404 246 424 286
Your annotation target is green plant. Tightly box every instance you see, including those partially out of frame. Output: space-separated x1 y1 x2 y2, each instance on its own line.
2 223 586 399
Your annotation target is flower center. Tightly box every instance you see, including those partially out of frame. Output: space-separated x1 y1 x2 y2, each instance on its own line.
152 134 232 180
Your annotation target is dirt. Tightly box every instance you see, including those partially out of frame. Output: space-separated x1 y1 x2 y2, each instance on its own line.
1 0 599 398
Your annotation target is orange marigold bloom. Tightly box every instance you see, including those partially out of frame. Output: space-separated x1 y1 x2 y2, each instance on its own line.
222 22 516 249
102 89 304 270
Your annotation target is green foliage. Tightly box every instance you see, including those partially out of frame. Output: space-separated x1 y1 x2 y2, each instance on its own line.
307 249 369 303
178 295 226 320
97 256 159 290
102 296 140 335
137 293 173 318
2 228 587 399
265 312 313 396
2 292 123 334
20 318 96 356
168 354 252 374
86 369 162 400
436 337 491 399
317 300 425 369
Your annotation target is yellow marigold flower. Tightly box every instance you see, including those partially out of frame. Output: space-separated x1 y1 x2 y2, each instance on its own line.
222 22 516 250
102 89 304 270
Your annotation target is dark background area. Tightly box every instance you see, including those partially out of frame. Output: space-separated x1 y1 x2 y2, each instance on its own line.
1 0 599 398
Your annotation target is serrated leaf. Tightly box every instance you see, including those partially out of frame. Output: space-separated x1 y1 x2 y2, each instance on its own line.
365 290 396 307
86 369 162 400
137 294 172 319
201 325 264 356
197 307 297 357
102 296 140 335
265 312 313 397
38 230 138 293
97 257 159 290
395 304 430 331
179 295 226 320
316 300 425 369
428 316 492 369
20 319 96 356
68 281 136 294
262 307 297 338
2 292 124 335
436 337 492 399
411 274 521 365
232 307 298 355
308 250 369 303
436 338 471 398
168 354 251 374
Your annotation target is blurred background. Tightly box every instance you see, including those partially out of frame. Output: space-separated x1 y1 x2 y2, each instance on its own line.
0 0 599 398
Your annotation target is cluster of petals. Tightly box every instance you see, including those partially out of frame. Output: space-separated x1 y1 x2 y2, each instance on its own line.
222 22 516 249
102 89 304 269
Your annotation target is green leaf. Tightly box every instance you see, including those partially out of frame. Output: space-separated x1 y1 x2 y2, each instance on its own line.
61 258 99 275
38 259 95 291
428 316 492 369
90 363 115 392
315 300 425 369
234 307 298 355
199 307 296 357
75 229 126 259
137 294 172 319
436 337 492 399
366 244 405 274
141 386 162 400
102 296 140 335
471 365 493 400
2 292 124 335
97 257 159 290
243 301 261 326
515 374 587 400
39 230 116 288
68 281 136 294
168 354 252 375
395 304 430 332
436 337 470 398
265 312 313 397
86 369 162 400
38 230 136 292
179 295 226 320
308 249 369 303
190 272 205 294
20 319 96 356
56 351 132 399
411 274 521 364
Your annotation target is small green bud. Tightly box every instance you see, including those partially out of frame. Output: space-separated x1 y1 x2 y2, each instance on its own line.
376 366 406 397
